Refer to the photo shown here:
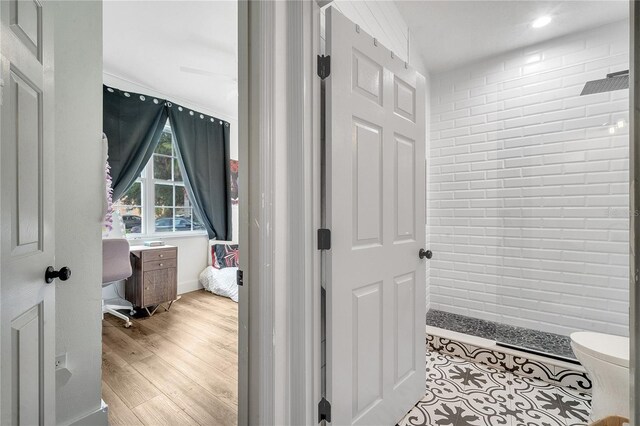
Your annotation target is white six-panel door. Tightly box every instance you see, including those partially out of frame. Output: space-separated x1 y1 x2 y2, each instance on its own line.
325 7 426 426
0 1 56 424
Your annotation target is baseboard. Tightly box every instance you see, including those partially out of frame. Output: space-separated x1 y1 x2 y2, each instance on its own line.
178 279 202 295
68 400 108 426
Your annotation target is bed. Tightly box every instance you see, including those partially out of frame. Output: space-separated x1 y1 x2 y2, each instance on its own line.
199 242 239 302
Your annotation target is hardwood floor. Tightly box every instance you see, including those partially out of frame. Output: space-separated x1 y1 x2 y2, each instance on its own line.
102 290 238 426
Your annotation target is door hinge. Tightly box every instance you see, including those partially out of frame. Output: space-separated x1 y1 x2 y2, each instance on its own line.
318 397 331 423
317 55 330 80
317 229 331 250
237 269 244 286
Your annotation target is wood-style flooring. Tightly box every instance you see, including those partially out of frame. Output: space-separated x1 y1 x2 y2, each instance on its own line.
102 290 238 426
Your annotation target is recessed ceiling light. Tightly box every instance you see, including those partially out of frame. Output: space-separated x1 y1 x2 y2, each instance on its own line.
532 16 552 28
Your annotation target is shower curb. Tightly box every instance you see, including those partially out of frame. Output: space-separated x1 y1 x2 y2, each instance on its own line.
427 327 592 394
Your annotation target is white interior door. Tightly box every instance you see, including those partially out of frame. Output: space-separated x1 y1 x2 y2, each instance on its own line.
325 7 426 426
0 1 56 424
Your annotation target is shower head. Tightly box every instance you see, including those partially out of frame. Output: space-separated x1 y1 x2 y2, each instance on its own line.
580 70 629 96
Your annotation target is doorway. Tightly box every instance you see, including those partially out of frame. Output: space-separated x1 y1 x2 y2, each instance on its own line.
100 2 242 424
319 1 635 425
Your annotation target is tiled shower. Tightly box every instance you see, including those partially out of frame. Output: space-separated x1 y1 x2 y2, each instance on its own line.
427 20 629 355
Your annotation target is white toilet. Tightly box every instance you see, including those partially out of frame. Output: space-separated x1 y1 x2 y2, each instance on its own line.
570 331 629 422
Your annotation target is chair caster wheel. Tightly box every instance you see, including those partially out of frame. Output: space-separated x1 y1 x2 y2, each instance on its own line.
124 322 131 328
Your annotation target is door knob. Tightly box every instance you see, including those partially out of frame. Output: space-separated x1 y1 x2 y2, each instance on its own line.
45 266 71 284
418 249 432 260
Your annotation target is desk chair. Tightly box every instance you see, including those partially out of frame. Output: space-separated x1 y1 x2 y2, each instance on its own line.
102 238 134 328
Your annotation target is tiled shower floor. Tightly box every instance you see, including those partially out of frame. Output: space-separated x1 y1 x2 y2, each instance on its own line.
427 310 575 360
398 351 592 426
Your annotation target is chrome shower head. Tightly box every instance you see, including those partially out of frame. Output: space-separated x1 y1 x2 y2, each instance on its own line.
580 70 629 96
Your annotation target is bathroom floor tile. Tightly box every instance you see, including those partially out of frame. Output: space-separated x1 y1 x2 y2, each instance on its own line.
507 376 569 426
555 386 592 426
399 351 592 426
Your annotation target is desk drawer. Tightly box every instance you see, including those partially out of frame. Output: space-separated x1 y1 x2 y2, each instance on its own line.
142 248 177 262
143 258 177 272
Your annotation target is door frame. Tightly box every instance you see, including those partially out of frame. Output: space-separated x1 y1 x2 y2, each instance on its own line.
283 1 322 424
0 1 318 424
630 1 639 423
262 1 640 424
237 1 249 424
239 1 321 424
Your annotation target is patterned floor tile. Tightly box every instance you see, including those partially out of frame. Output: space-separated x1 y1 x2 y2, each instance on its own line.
507 375 568 426
555 386 592 426
399 398 466 426
553 367 592 393
398 351 592 426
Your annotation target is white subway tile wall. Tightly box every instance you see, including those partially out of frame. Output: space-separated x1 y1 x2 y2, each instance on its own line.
428 21 629 336
325 1 410 62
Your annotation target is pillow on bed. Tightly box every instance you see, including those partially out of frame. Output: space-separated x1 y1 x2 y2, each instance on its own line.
212 244 239 269
199 266 238 302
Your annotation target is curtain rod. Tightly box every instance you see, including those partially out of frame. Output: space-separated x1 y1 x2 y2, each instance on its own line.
103 71 238 124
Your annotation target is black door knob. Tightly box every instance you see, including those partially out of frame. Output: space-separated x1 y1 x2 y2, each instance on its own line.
45 266 71 284
419 249 432 260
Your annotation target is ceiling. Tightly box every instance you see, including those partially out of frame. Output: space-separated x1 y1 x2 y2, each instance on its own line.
103 0 237 120
103 1 627 109
396 1 628 73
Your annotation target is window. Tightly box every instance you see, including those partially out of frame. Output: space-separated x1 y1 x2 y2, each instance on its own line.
114 125 204 235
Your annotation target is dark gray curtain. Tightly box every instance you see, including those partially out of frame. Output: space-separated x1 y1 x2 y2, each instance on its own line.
168 104 231 240
103 85 169 200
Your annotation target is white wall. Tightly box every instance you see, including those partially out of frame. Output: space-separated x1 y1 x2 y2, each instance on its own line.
53 1 105 424
424 73 432 313
429 21 629 336
327 1 409 61
322 1 431 70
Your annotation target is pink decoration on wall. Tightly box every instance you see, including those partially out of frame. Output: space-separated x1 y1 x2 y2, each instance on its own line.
230 159 239 205
103 134 114 232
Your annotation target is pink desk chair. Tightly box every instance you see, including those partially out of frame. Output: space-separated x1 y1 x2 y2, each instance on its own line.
102 238 134 328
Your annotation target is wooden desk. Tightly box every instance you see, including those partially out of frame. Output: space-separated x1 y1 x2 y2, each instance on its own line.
126 245 178 316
